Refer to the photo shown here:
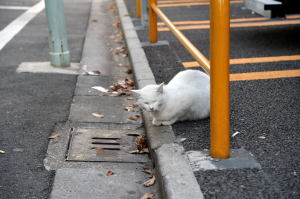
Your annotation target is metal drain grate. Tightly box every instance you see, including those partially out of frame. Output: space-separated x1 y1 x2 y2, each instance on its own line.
66 128 148 163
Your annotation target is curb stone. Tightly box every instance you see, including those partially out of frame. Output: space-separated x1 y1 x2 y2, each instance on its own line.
116 0 204 198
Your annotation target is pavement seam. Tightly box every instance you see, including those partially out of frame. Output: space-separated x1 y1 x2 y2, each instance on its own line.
116 0 204 198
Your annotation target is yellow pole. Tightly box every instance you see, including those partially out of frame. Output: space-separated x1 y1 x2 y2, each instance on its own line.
136 0 141 18
149 0 158 43
210 0 230 158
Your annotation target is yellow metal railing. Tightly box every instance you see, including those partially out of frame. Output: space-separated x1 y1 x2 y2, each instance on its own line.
150 1 210 73
137 0 230 158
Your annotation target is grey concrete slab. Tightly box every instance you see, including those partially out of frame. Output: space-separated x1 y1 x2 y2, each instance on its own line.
141 41 170 47
245 0 282 18
17 62 80 74
186 148 261 171
69 95 142 124
50 168 160 199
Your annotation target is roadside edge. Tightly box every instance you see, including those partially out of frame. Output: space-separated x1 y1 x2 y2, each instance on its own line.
116 0 204 198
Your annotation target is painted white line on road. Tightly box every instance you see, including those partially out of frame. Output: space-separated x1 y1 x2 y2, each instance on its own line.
0 1 45 51
0 5 30 10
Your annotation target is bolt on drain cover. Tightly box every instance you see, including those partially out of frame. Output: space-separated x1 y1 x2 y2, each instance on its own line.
66 128 149 163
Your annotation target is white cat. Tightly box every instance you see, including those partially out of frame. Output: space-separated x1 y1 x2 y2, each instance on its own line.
132 70 210 126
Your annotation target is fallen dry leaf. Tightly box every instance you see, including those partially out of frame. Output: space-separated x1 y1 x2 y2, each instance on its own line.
92 113 105 118
81 65 101 76
140 192 155 199
125 78 134 86
106 170 114 176
142 168 153 175
140 148 149 153
136 135 147 150
107 5 117 13
129 148 149 154
87 70 101 75
0 150 6 154
110 93 122 97
105 34 115 40
124 68 132 74
120 53 127 57
128 114 140 121
113 22 121 28
129 149 140 154
124 106 134 112
48 134 60 139
110 83 123 91
110 46 127 57
143 176 156 187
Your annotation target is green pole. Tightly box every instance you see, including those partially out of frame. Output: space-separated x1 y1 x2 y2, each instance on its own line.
44 0 70 67
141 0 148 26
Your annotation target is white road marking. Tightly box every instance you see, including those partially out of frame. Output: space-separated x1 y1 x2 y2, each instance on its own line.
0 1 45 51
0 5 30 10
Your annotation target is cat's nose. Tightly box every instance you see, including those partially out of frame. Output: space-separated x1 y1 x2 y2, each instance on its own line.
149 106 154 111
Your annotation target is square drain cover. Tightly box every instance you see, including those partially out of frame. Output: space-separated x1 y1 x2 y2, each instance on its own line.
67 128 149 163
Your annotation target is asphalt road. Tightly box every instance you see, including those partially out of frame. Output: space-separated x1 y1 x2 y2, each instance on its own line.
0 0 91 198
125 0 300 198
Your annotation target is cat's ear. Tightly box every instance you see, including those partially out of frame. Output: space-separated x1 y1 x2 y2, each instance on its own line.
157 83 164 93
131 89 141 95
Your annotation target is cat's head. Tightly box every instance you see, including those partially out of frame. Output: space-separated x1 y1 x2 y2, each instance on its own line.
131 83 165 112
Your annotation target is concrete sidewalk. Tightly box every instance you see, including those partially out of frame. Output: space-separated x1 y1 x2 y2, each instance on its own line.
47 0 159 198
47 0 205 198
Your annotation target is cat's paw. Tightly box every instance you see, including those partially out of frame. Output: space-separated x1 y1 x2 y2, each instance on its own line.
152 119 162 126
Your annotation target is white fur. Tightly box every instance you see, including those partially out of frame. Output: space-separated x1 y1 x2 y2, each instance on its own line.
132 70 210 126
